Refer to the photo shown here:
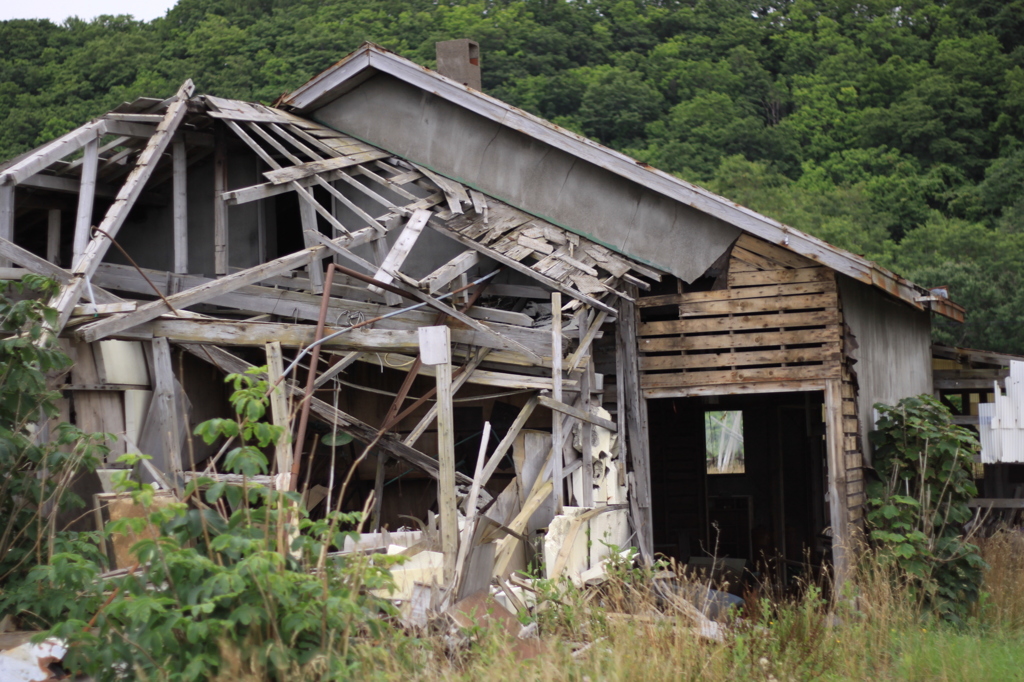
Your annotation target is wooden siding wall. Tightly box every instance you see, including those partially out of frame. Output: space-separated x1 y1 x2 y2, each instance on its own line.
636 234 843 398
841 363 865 527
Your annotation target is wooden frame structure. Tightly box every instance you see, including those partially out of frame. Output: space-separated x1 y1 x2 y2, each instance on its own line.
0 45 970 592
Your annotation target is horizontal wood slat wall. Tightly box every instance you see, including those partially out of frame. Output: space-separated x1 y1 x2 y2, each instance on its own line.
638 234 844 397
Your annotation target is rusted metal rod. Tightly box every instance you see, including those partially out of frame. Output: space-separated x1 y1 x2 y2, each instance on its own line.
289 263 336 491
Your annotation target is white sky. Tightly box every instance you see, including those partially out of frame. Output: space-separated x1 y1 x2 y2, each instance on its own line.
0 0 178 23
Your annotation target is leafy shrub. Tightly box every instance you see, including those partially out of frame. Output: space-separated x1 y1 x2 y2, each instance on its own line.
0 275 107 597
35 367 402 681
866 395 985 624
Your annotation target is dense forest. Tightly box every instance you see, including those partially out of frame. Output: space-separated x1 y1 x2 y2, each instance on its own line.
2 0 1023 352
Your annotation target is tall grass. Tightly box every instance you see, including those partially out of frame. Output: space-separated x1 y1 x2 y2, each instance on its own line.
334 535 1024 682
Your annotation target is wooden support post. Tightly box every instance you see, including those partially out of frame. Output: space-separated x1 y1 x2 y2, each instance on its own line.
420 325 457 583
46 210 60 266
0 185 13 269
551 292 564 509
617 285 653 562
73 137 99 266
214 127 229 276
370 454 388 531
265 341 292 480
579 311 594 507
824 377 849 588
172 137 188 274
299 198 325 294
150 337 182 482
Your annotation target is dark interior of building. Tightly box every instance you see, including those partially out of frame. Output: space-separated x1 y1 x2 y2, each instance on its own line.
648 391 831 587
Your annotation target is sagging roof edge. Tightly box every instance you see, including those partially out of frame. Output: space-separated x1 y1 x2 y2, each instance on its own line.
279 42 964 323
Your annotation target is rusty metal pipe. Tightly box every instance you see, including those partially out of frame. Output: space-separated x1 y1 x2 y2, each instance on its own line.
289 263 336 490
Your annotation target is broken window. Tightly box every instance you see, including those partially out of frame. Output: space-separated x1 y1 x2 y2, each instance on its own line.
705 410 745 475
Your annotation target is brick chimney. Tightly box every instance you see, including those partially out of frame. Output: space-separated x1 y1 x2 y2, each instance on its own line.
435 39 481 90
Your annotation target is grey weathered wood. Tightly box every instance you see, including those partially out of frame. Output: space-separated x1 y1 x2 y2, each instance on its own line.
172 137 188 274
478 395 539 486
46 209 61 266
551 292 564 508
428 218 617 314
0 120 106 187
265 341 292 478
403 349 491 447
0 236 116 303
0 185 14 269
182 342 472 485
214 127 229 276
303 229 378 275
262 150 389 184
312 351 363 389
48 80 195 333
567 310 607 372
369 209 430 300
242 121 363 234
537 394 617 432
422 249 481 294
579 311 594 507
298 200 325 294
72 137 99 265
824 378 849 588
150 337 182 478
617 286 652 561
419 326 458 581
78 245 318 342
388 273 544 364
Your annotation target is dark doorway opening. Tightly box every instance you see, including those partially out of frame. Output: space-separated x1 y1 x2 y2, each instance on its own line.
649 391 830 588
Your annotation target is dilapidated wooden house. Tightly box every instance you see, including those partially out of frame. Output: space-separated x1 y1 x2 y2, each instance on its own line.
0 41 967 591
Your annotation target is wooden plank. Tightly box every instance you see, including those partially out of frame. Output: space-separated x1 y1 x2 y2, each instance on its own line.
478 396 539 485
736 233 818 269
676 292 837 317
731 246 779 271
639 343 840 371
298 200 325 294
48 80 195 333
0 185 13 269
419 326 458 581
429 219 617 314
639 326 840 353
149 337 182 479
551 292 564 508
0 237 116 303
172 137 188 274
728 266 832 288
78 245 317 342
403 349 492 447
566 310 608 372
368 209 430 299
643 378 827 399
967 498 1024 509
0 120 106 186
579 311 594 507
538 394 617 432
824 377 849 587
640 363 841 389
615 287 652 561
180 343 473 485
261 150 389 184
213 127 229 276
422 249 482 294
640 309 840 336
265 341 292 477
72 137 99 265
46 209 61 265
638 279 836 307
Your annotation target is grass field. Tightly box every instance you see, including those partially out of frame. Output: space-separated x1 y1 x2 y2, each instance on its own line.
323 531 1024 682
